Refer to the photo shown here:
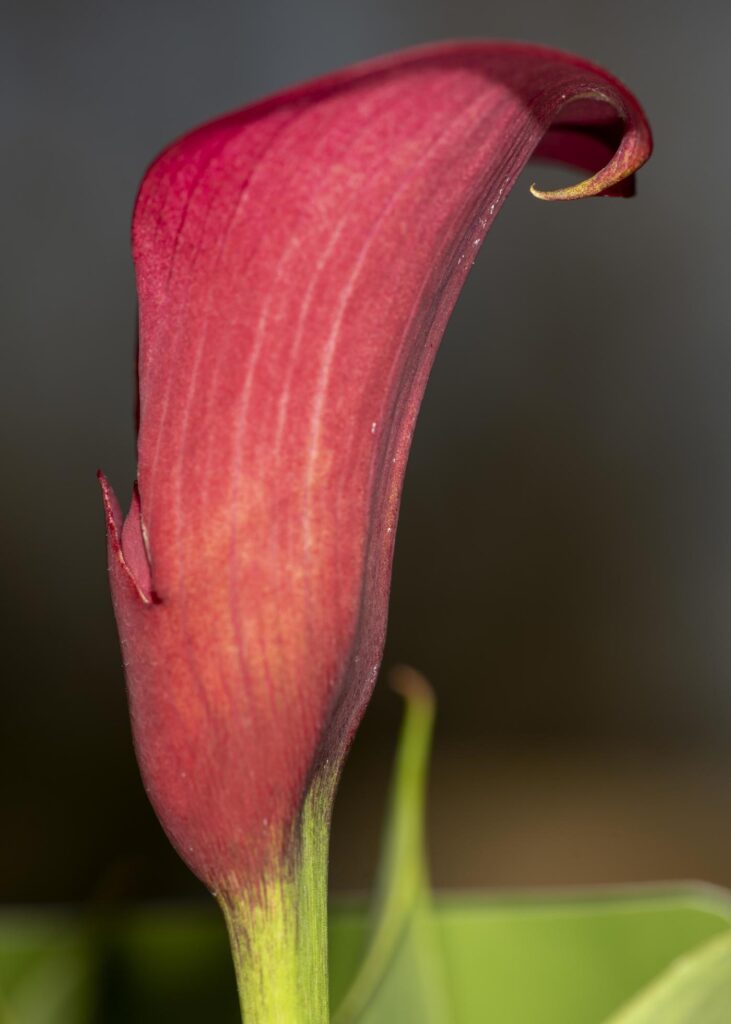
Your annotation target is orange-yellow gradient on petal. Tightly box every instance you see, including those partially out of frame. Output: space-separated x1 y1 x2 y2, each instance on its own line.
100 41 651 895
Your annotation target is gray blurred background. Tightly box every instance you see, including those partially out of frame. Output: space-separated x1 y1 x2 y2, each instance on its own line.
2 0 730 903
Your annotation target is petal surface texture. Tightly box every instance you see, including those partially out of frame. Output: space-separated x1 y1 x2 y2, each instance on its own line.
104 41 651 890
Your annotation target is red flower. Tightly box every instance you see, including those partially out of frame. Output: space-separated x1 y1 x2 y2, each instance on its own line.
100 42 651 897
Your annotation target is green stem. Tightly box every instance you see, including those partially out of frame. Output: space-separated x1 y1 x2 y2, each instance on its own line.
220 780 333 1024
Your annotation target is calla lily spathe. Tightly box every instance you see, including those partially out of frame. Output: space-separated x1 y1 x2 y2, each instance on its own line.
101 41 651 898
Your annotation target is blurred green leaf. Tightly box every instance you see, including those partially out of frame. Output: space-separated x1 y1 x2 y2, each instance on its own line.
604 926 731 1023
0 914 93 1024
329 887 731 1023
331 665 451 1024
431 886 731 1023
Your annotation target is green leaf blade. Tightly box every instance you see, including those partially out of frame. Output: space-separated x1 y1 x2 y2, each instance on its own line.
605 927 731 1024
331 666 452 1024
437 888 731 1024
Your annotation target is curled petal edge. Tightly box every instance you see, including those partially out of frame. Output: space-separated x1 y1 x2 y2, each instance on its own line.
98 471 159 606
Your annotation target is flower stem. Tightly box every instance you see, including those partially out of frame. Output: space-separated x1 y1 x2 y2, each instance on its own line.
220 781 333 1024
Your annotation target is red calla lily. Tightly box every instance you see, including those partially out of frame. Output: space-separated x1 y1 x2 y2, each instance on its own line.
101 41 651 901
